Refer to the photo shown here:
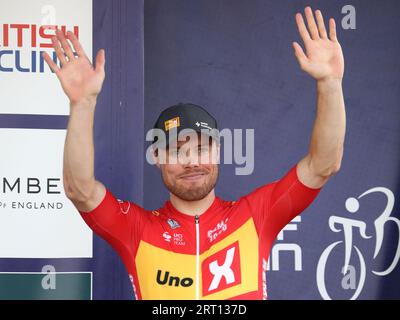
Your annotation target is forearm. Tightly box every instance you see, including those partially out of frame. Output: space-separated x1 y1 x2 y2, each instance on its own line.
63 99 97 200
308 78 346 176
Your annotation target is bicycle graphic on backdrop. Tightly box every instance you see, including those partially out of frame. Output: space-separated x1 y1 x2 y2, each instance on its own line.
317 187 400 300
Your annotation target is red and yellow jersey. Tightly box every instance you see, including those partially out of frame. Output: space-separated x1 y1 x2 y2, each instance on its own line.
79 163 321 300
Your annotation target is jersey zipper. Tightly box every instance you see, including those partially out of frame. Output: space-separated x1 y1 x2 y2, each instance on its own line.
195 214 200 300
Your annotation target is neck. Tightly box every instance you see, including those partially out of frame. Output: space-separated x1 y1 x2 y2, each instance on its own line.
170 190 216 217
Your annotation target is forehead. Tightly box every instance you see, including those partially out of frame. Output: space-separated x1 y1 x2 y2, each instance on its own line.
171 133 211 148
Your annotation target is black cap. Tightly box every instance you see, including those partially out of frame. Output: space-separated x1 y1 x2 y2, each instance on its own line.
152 103 219 147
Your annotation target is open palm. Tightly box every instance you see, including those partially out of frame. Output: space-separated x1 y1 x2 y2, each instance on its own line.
293 7 344 81
43 29 105 104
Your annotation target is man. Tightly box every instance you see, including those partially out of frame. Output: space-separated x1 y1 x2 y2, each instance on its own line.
43 6 345 299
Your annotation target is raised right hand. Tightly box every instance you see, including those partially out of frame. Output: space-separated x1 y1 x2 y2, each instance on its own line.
43 29 105 105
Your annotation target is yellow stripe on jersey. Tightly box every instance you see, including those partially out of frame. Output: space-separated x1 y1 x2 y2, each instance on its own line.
135 218 259 300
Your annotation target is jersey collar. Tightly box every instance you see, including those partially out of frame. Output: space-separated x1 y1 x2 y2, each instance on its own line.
163 196 224 222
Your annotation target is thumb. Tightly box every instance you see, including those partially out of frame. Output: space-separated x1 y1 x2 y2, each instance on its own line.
292 42 308 70
95 49 105 73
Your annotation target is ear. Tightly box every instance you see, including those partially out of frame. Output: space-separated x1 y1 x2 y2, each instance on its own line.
151 148 161 169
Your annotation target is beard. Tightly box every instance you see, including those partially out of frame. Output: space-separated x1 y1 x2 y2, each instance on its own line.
161 165 219 201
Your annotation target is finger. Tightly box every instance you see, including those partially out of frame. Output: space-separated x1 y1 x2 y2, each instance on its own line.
66 31 86 57
42 52 60 74
315 10 328 39
304 6 320 40
51 36 68 66
94 49 106 74
292 42 309 70
56 29 75 61
295 13 311 43
329 18 338 41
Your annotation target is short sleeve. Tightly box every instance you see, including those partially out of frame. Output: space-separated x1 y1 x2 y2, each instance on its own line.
240 163 322 237
78 188 147 261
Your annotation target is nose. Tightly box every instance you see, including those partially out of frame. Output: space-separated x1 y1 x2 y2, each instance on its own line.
181 148 200 167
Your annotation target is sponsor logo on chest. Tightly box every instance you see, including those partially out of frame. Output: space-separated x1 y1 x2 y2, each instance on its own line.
202 241 242 295
162 231 186 246
167 218 180 229
156 270 193 287
207 218 229 242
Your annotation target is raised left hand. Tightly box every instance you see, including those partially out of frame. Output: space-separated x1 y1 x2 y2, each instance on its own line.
293 7 344 82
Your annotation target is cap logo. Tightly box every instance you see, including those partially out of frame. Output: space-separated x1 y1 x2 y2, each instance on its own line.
164 117 180 131
196 121 212 130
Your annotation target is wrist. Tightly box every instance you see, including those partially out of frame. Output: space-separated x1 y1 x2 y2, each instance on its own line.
317 77 343 92
70 96 97 110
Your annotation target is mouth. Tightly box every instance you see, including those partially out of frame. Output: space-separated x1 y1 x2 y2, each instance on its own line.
180 173 206 181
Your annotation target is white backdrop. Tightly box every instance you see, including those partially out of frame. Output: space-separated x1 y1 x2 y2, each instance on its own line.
0 0 92 115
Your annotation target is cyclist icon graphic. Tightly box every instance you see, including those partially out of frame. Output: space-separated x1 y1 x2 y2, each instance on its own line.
317 187 400 300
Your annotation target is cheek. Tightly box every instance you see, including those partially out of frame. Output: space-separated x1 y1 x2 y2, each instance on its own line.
162 165 181 179
203 164 217 175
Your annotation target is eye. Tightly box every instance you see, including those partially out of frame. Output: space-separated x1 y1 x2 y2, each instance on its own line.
198 146 209 153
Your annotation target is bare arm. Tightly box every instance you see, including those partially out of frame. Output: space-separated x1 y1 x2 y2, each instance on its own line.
43 29 106 212
292 7 346 188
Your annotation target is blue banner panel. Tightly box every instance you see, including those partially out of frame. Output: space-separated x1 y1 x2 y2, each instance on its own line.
143 0 400 300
